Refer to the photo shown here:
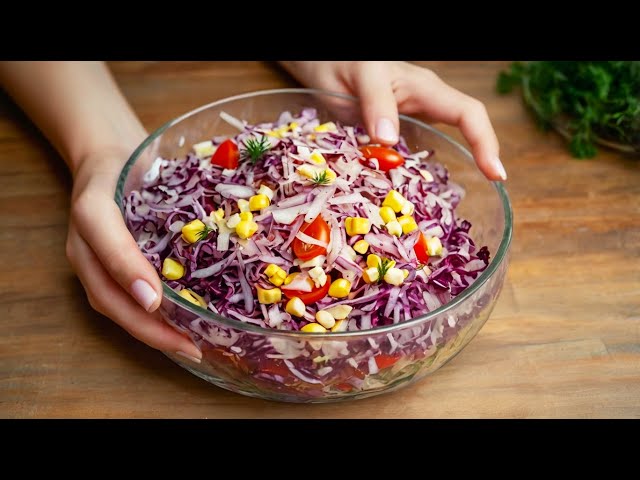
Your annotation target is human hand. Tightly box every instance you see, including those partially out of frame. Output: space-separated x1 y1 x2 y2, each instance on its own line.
280 61 507 181
66 149 202 363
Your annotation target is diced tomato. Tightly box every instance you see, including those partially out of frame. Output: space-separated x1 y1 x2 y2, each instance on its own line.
335 382 354 392
283 276 331 305
359 145 405 172
413 232 430 264
292 215 330 261
210 139 239 169
374 354 402 370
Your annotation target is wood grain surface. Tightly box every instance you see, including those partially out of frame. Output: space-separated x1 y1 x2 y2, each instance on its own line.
1 61 638 418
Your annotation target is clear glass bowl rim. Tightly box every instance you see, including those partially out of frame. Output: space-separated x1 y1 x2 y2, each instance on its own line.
115 87 513 339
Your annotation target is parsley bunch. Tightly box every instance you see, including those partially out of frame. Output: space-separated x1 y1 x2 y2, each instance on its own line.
497 61 640 158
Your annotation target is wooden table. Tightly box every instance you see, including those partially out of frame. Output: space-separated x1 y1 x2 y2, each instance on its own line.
1 61 638 419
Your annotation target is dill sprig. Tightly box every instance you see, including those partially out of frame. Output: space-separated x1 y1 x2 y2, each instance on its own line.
376 258 394 283
195 225 213 243
311 170 331 186
241 136 271 165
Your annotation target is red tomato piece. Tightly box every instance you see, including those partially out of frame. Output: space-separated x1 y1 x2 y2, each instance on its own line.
210 139 239 169
374 354 402 370
292 215 330 261
413 232 431 264
359 145 405 172
283 277 331 305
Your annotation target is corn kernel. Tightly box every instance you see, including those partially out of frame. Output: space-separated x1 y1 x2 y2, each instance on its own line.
397 215 418 234
192 140 216 158
402 269 410 279
331 319 349 333
362 267 380 284
308 266 328 287
386 220 402 237
367 254 382 268
323 168 337 183
288 122 299 131
325 305 353 320
237 199 250 213
285 297 306 317
269 270 287 287
284 272 299 285
179 289 207 308
314 122 337 133
264 264 281 278
401 201 415 216
256 286 282 304
239 211 253 221
345 217 371 236
274 126 289 138
181 219 207 244
315 310 336 329
353 240 369 254
297 165 319 179
226 213 241 229
328 278 352 298
257 185 275 200
309 150 326 165
384 267 405 286
301 323 327 333
427 236 443 256
162 258 185 280
382 190 406 213
236 220 258 239
379 206 397 224
249 194 270 211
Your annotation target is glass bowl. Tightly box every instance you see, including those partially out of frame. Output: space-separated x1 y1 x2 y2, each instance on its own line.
116 88 513 403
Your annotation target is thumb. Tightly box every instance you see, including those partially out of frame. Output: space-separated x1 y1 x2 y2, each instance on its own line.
352 62 400 146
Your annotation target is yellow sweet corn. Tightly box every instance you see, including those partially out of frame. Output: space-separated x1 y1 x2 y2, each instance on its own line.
397 215 418 234
237 199 250 213
249 194 270 211
402 269 410 279
301 323 328 333
328 278 351 298
226 213 241 229
426 236 443 256
325 305 352 320
297 164 319 179
384 267 405 286
345 217 371 236
353 240 369 254
256 286 282 304
315 310 336 329
362 267 380 284
269 270 287 287
212 208 225 223
288 122 299 131
162 258 185 280
257 185 275 200
314 122 337 133
179 288 207 308
181 219 207 244
236 220 259 239
379 206 396 224
323 168 337 183
309 150 326 165
382 189 406 213
285 297 306 317
239 211 253 221
367 254 382 268
386 220 402 237
264 264 281 278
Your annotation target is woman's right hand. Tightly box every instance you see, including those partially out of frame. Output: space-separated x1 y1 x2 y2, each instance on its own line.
66 149 203 362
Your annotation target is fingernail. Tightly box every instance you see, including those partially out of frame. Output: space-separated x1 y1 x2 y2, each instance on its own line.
494 156 507 181
376 118 398 144
176 350 202 364
131 279 158 312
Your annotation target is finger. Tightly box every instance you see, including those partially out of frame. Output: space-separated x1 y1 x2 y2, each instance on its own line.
67 223 202 361
402 68 506 181
353 62 400 145
71 184 164 313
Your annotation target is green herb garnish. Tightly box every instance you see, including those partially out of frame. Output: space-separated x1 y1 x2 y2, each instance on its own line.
241 136 271 164
497 61 640 158
195 225 213 243
311 170 332 186
376 258 394 283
